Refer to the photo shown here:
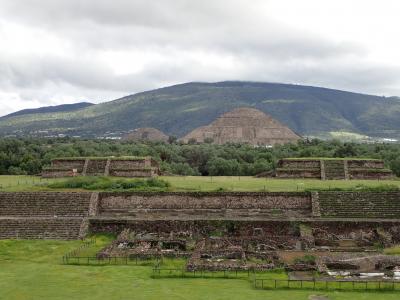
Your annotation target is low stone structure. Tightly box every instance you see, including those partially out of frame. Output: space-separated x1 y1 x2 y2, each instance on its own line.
2 191 400 252
276 158 394 180
181 107 301 146
42 156 160 178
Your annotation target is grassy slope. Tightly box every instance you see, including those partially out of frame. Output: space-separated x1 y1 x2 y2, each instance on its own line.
1 238 400 300
1 175 400 192
1 81 400 138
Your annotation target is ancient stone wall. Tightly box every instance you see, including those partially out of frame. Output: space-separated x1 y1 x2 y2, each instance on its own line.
51 159 86 170
2 191 400 241
347 160 385 169
85 159 108 175
0 192 91 217
89 220 301 238
110 159 148 169
42 157 159 178
0 218 83 240
42 169 75 178
323 160 345 180
308 220 400 244
109 169 156 178
276 159 394 180
97 192 312 219
348 170 394 180
279 160 321 169
317 191 400 218
275 169 321 179
0 192 92 240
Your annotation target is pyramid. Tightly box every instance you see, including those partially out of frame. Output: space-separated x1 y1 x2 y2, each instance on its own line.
182 107 301 145
123 127 169 142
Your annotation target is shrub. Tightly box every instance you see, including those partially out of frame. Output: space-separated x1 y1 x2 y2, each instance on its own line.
48 176 170 191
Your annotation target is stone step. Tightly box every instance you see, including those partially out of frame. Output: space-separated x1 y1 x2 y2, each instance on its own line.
0 218 83 240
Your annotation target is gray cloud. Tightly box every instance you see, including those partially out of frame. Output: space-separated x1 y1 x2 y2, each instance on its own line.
0 0 399 116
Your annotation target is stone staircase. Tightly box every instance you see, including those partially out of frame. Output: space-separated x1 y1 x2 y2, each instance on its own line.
318 192 400 218
323 160 345 180
0 218 83 240
0 192 92 240
85 159 108 176
0 192 91 217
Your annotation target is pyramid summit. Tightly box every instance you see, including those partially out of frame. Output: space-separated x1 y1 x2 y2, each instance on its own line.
182 107 301 145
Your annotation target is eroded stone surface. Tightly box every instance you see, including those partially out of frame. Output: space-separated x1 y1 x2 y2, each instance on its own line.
182 107 300 145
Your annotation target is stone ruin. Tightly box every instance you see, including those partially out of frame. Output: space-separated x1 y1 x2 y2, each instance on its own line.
2 190 400 274
122 127 169 142
97 229 191 259
42 156 160 178
181 107 301 146
276 158 394 180
186 237 277 271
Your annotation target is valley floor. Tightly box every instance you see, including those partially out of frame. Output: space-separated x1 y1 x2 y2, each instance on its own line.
1 237 400 300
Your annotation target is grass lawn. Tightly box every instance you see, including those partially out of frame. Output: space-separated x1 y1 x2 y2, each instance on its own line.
0 175 399 192
161 176 400 192
1 237 400 300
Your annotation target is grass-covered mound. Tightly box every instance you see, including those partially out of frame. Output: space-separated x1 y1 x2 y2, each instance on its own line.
48 176 170 191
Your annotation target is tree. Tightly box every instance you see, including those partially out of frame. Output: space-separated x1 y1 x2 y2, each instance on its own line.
390 158 400 177
168 136 177 144
206 158 240 176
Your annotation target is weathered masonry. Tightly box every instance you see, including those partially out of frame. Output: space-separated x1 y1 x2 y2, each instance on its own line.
276 158 394 180
42 156 160 178
2 191 400 246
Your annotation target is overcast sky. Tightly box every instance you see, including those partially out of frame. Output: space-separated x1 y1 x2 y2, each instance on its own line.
0 0 399 116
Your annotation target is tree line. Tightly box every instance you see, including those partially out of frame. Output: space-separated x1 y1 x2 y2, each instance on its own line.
0 137 400 176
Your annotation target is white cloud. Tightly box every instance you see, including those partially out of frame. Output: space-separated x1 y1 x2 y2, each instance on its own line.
0 0 399 116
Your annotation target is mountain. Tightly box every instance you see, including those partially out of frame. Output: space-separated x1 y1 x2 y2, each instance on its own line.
3 102 94 119
182 107 300 145
0 81 399 139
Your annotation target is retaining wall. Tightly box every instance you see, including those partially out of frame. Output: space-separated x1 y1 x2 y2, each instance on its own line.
0 218 84 240
2 191 400 240
0 192 91 217
318 191 400 218
98 192 311 219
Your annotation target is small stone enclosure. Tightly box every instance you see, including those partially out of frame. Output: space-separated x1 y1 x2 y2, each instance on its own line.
42 156 160 178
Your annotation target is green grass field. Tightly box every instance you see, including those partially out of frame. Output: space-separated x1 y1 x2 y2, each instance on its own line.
1 237 400 300
0 175 399 192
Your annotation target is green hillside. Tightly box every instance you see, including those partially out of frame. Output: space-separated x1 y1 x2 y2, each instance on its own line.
1 81 399 139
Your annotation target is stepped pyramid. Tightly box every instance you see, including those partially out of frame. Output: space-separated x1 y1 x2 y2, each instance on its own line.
123 127 169 142
182 107 301 146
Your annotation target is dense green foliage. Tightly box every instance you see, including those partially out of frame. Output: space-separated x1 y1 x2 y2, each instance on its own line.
0 137 400 176
48 176 170 191
1 81 400 139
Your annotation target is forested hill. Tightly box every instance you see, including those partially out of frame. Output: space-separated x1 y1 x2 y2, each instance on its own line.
3 102 93 119
0 81 399 139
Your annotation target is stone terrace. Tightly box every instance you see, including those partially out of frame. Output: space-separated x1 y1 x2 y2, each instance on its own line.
276 158 394 180
0 218 83 240
0 192 92 239
0 192 91 217
317 191 400 218
2 191 400 241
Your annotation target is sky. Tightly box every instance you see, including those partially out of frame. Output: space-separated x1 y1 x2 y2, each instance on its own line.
0 0 399 116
